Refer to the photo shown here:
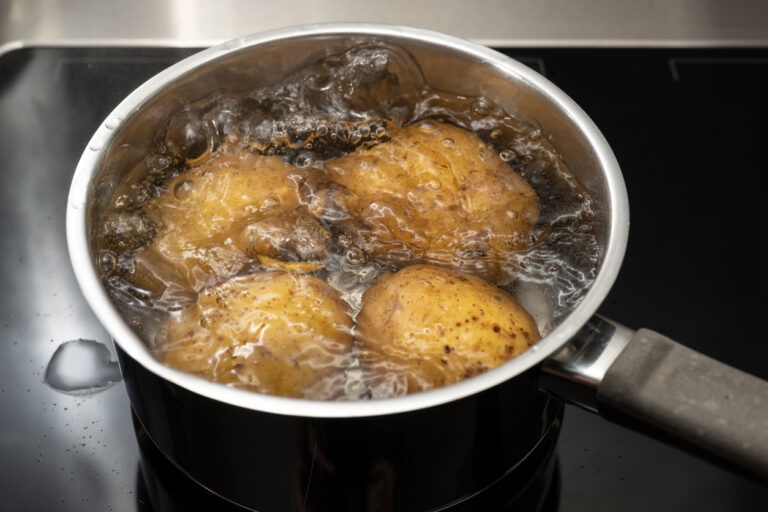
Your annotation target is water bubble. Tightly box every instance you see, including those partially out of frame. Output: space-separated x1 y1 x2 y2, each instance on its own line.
499 149 516 162
426 179 442 190
165 109 208 159
45 340 121 395
112 194 130 209
506 210 519 220
203 95 239 137
441 137 455 146
471 97 494 116
259 195 281 212
173 179 195 200
490 129 503 141
246 117 275 149
528 129 542 139
294 153 313 168
418 121 435 131
98 252 116 274
333 125 349 142
146 154 172 173
346 248 365 264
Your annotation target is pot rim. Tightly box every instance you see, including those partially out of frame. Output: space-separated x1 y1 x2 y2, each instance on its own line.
66 22 629 418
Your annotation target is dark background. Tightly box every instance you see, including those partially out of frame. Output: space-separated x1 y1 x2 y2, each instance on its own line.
0 46 766 510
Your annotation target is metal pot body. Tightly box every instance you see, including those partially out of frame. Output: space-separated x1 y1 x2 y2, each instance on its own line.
121 345 562 511
68 24 628 511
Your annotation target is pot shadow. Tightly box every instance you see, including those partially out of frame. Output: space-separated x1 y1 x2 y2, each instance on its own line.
132 408 560 512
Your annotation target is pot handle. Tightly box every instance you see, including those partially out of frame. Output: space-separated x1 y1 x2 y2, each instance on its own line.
539 316 768 483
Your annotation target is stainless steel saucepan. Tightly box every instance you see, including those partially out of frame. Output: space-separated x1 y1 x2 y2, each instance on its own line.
66 23 768 511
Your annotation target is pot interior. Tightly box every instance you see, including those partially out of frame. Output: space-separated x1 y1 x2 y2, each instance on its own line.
70 24 628 416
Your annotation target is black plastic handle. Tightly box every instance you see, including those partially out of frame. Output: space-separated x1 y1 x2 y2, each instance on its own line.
596 328 768 483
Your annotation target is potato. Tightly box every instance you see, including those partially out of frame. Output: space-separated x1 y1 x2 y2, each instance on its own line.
321 120 540 283
154 271 354 399
355 264 540 396
130 151 330 301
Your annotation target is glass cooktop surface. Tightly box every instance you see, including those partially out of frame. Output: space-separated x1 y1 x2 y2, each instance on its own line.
0 46 766 511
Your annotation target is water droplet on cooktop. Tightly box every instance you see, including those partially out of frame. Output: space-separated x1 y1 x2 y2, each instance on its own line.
44 339 121 395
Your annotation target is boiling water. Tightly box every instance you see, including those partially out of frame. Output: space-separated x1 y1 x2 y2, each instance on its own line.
95 44 598 399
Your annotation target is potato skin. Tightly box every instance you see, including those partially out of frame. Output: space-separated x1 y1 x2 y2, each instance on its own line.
323 121 540 284
355 264 540 396
131 151 329 300
154 271 354 399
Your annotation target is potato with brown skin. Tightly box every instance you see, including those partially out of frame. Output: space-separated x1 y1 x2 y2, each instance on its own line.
154 271 354 399
355 264 540 396
321 120 540 284
130 151 330 302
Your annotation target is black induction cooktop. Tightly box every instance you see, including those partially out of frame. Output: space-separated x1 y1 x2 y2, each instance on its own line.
0 46 766 511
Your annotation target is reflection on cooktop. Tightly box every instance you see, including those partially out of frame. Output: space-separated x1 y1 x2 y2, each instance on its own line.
0 47 766 511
